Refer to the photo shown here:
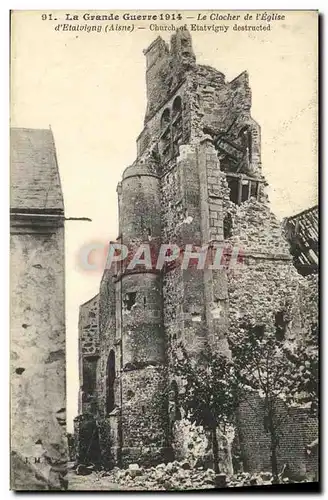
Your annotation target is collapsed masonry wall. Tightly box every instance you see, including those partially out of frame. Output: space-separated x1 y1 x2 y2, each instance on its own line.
144 31 196 122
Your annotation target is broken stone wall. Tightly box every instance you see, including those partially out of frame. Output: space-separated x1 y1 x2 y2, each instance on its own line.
188 65 261 173
221 165 318 478
137 82 189 160
143 31 196 123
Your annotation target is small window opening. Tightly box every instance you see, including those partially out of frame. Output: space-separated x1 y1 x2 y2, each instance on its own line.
127 389 134 400
169 380 181 421
250 181 259 199
275 311 288 341
143 296 147 307
124 292 137 311
241 179 250 203
239 126 252 163
253 325 265 339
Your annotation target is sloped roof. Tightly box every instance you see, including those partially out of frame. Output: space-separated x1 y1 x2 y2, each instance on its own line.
283 205 318 276
10 128 64 213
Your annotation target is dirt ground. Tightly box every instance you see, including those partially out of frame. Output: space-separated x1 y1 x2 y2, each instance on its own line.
68 471 124 491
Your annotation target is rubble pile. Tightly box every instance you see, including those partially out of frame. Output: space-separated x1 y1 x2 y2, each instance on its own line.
74 461 295 491
100 462 218 490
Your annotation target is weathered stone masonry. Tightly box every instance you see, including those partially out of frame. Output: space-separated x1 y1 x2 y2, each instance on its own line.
10 128 67 490
75 31 318 476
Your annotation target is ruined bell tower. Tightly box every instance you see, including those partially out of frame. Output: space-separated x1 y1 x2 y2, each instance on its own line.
76 30 315 474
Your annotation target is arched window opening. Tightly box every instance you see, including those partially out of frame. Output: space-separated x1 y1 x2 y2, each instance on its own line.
160 108 171 158
172 96 182 117
106 350 116 414
253 325 265 339
161 108 170 129
172 96 183 157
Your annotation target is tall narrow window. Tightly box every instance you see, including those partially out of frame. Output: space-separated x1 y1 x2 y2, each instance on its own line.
172 96 183 156
241 179 250 203
250 181 259 199
223 213 233 239
160 108 171 158
227 176 239 204
275 311 288 341
169 380 181 422
172 96 182 117
106 350 115 414
239 126 252 163
161 108 170 129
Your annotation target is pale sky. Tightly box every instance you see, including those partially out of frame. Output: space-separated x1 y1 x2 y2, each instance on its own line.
11 10 318 431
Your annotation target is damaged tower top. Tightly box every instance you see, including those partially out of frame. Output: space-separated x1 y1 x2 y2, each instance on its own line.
134 29 262 205
143 30 196 120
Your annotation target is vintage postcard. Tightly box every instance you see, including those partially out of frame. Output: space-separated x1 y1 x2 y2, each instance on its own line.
10 9 318 491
